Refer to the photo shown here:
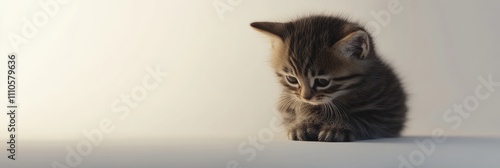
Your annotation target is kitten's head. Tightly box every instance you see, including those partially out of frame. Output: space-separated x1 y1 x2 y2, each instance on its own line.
251 15 377 105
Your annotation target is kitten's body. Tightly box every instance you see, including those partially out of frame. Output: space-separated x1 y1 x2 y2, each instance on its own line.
251 15 407 142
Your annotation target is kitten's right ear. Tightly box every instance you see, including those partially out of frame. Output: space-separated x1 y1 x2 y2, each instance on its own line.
336 30 371 59
250 22 287 40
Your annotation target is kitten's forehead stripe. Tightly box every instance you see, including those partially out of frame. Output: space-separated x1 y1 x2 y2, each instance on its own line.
288 36 319 77
287 54 300 75
283 16 364 78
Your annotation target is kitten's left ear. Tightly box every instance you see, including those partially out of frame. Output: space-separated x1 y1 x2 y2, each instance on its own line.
336 30 371 59
250 22 287 40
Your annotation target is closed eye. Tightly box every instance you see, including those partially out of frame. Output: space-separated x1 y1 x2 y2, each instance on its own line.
285 75 299 87
333 74 363 81
314 78 331 88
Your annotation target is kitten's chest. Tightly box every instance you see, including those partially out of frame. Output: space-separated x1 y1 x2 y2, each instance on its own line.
278 97 345 124
294 104 333 123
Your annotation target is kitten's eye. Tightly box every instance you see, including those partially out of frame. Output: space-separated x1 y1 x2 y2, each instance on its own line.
286 76 299 85
315 78 331 88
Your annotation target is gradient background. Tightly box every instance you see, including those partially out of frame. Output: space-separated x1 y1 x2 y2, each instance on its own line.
0 0 499 167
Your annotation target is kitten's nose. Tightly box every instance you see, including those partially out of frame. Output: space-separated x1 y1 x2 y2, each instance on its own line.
301 89 313 100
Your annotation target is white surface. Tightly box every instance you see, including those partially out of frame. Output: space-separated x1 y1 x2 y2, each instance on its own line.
5 136 500 168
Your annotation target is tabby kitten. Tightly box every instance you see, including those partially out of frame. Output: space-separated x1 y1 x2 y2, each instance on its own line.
251 15 407 142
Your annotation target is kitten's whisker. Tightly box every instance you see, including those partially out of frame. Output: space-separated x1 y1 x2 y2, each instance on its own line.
334 99 350 121
326 102 336 123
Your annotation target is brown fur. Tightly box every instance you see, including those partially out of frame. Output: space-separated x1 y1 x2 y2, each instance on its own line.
251 15 407 142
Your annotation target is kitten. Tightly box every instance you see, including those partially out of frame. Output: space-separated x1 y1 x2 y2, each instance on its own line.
251 15 407 142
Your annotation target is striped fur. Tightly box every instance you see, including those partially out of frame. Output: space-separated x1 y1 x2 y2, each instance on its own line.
251 15 407 142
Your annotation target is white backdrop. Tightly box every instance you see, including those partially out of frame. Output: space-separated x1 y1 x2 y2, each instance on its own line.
1 0 499 142
2 1 500 168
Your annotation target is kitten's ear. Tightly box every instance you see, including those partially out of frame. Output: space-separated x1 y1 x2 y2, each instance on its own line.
250 22 287 39
336 30 371 59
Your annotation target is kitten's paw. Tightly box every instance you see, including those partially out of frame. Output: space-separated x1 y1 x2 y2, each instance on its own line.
288 126 318 141
318 127 355 142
